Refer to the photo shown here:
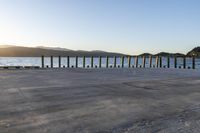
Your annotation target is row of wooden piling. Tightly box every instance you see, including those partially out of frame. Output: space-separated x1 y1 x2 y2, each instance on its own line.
41 56 196 69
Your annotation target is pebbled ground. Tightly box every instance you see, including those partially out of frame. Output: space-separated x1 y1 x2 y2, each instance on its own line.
0 68 200 133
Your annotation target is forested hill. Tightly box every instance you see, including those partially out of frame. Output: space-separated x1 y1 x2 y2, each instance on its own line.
0 45 199 57
187 47 200 57
0 46 127 57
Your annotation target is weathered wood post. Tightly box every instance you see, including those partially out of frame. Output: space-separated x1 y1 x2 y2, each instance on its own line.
41 55 44 68
83 56 86 68
50 56 53 68
142 56 146 68
58 56 61 68
121 56 124 68
91 56 94 68
114 56 117 68
156 56 159 68
106 56 109 68
192 56 195 69
135 56 138 68
99 56 102 68
167 56 170 68
159 56 162 68
183 56 186 69
128 56 131 68
149 56 152 68
75 56 78 68
174 56 177 68
67 56 70 68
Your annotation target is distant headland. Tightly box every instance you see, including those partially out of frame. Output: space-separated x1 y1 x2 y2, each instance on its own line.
0 45 199 57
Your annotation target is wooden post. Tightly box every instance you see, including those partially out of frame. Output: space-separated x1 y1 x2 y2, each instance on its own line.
41 55 44 68
128 56 131 68
91 56 94 68
183 56 186 69
167 56 170 68
67 56 70 68
143 56 146 68
135 56 138 68
149 56 152 68
106 56 109 68
174 56 177 68
121 56 124 68
114 56 117 68
75 56 78 68
99 56 102 68
83 56 85 68
58 56 61 68
192 56 195 69
156 56 159 68
159 56 162 68
50 56 53 68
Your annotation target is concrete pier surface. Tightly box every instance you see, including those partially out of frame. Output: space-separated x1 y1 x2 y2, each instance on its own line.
1 68 200 133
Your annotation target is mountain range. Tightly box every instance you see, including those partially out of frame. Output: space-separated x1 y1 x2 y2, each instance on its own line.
0 45 199 57
0 45 126 57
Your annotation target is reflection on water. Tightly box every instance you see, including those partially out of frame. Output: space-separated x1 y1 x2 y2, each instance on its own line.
0 57 200 69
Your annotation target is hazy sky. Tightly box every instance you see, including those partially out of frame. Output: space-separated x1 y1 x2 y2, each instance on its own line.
0 0 200 54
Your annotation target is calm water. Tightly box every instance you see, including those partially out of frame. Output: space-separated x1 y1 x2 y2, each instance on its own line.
0 57 200 69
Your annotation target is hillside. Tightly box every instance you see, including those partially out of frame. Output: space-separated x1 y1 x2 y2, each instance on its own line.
138 52 185 57
139 53 153 57
0 46 127 57
155 52 185 57
187 47 200 57
35 46 72 51
0 45 199 57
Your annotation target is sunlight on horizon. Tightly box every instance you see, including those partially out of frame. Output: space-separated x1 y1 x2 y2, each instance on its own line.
0 0 200 55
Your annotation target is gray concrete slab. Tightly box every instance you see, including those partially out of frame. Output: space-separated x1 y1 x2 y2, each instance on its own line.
0 68 200 133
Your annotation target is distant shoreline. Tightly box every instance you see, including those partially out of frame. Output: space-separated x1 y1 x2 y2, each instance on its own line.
0 45 199 57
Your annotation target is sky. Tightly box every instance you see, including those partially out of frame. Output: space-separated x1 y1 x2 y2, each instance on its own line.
0 0 200 55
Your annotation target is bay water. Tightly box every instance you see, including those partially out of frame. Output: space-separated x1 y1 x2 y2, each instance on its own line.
0 57 200 69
